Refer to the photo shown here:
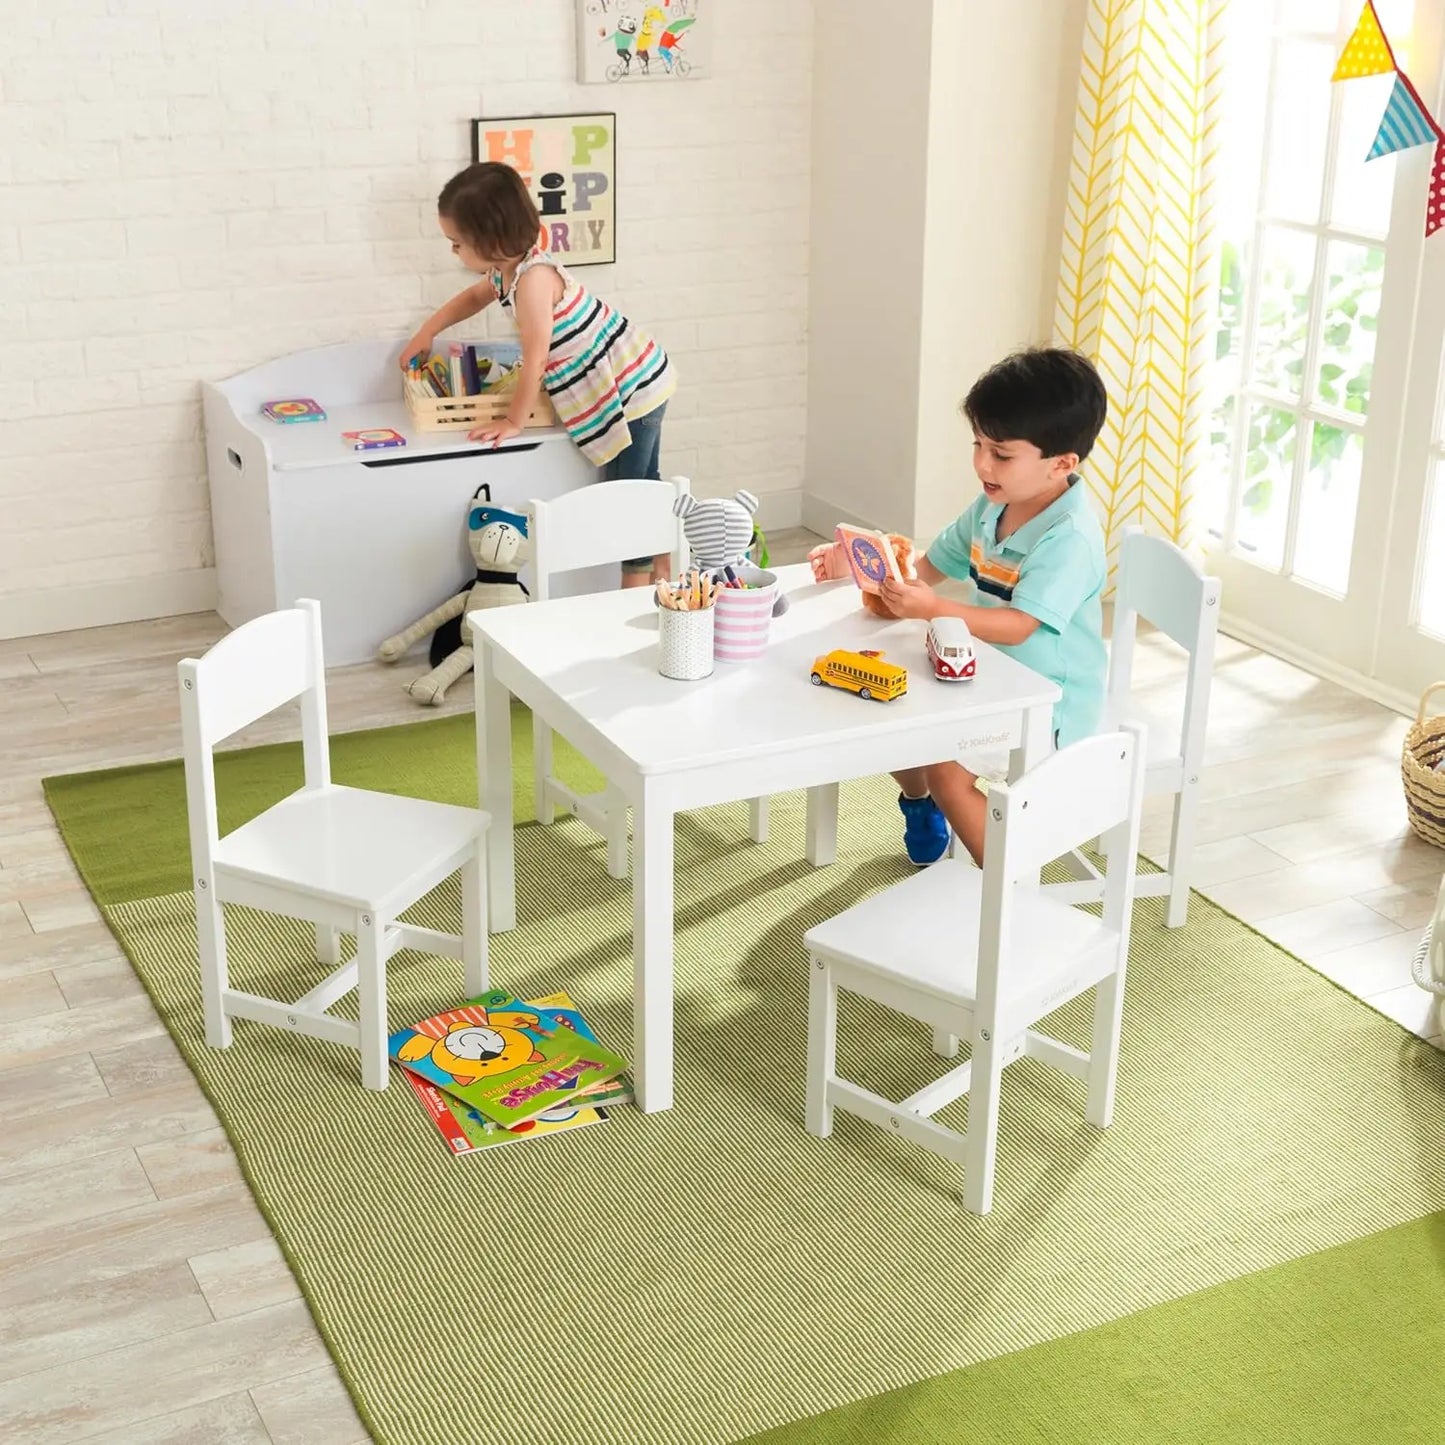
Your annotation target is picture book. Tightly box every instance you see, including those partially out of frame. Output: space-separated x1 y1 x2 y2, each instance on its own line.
261 398 326 423
834 523 903 594
340 427 406 452
400 1069 608 1156
388 990 629 1129
525 990 634 1109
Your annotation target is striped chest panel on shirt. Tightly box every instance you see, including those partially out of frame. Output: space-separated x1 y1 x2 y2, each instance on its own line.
970 539 1022 602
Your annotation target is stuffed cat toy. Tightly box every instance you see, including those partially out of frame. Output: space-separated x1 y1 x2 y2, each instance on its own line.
377 483 529 705
808 530 916 618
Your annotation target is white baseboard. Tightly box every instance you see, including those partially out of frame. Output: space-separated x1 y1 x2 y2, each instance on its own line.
1219 610 1417 720
0 568 218 642
755 488 802 532
801 492 880 537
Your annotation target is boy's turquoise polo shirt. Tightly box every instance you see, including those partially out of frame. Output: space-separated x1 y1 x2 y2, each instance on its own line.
926 476 1107 746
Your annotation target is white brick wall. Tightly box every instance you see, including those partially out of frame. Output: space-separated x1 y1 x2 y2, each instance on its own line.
0 0 813 637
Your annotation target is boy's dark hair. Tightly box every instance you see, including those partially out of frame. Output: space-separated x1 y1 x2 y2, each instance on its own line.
438 162 541 259
962 347 1108 462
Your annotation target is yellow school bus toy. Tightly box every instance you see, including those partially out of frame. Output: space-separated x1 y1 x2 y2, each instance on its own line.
810 647 908 702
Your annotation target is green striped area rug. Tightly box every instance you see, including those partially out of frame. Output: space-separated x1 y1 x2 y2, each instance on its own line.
43 711 1445 1445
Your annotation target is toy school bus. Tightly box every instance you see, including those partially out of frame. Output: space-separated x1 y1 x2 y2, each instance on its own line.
810 648 908 702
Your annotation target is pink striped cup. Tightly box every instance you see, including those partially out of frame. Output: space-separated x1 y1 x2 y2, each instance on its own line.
713 566 779 662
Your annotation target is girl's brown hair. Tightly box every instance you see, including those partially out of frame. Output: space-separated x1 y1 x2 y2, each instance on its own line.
438 162 541 259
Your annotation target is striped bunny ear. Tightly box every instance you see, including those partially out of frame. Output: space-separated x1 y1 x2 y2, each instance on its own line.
673 494 699 518
733 489 759 516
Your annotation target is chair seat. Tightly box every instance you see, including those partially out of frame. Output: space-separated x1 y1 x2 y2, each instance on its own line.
803 858 1118 1008
213 785 484 913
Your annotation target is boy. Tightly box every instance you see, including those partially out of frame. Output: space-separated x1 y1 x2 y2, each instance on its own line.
879 347 1109 866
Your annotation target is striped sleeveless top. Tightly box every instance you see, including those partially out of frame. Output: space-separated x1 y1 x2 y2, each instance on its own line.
493 249 676 467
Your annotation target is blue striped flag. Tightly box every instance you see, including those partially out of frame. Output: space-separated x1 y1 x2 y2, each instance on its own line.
1367 75 1439 160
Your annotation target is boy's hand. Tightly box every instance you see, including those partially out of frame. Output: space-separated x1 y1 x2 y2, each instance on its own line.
878 577 939 620
469 418 522 447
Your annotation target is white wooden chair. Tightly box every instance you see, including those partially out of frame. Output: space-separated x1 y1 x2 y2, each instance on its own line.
179 599 489 1090
804 726 1146 1215
1052 526 1220 927
528 475 772 877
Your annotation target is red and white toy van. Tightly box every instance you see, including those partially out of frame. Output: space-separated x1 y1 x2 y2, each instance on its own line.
926 617 976 681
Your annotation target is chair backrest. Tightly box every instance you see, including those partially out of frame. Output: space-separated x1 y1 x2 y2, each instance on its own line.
178 599 330 863
976 726 1147 1010
529 476 690 599
1108 525 1221 766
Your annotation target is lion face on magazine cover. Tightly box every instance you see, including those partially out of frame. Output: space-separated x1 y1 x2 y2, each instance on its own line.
399 1020 543 1084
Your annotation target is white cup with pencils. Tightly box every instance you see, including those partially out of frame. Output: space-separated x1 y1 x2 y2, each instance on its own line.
656 570 716 680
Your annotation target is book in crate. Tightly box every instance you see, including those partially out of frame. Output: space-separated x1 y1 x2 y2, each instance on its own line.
402 339 559 432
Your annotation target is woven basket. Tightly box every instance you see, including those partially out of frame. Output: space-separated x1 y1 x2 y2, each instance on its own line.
1402 681 1445 848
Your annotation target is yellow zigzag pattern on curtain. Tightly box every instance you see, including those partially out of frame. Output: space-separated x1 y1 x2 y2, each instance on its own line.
1054 0 1228 572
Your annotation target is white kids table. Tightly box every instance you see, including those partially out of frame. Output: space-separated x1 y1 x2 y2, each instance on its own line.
469 565 1061 1112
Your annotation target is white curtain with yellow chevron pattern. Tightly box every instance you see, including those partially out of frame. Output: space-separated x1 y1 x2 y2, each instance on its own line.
1054 0 1229 568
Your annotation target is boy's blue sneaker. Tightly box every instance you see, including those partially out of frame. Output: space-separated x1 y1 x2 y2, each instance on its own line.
898 792 949 866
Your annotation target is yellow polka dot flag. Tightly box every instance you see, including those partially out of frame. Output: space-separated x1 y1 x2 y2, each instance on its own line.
1331 1 1395 81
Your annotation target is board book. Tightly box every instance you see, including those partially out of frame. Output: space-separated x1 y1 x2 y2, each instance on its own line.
261 398 326 423
834 524 903 594
340 427 406 452
401 1070 608 1156
388 990 629 1129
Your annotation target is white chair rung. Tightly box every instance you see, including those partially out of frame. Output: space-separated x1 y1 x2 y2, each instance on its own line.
803 727 1148 1214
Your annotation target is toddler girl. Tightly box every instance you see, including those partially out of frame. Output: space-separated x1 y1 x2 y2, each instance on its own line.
401 162 676 585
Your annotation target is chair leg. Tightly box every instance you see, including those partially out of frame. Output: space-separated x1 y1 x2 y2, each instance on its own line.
931 1027 959 1059
1085 972 1126 1128
315 923 339 966
748 796 769 843
356 912 388 1091
961 1030 1002 1215
533 715 555 826
194 881 232 1049
604 784 629 879
804 955 837 1138
461 848 489 996
1164 782 1199 929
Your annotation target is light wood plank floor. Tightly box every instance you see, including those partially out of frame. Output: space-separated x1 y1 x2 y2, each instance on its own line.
2 530 1441 1441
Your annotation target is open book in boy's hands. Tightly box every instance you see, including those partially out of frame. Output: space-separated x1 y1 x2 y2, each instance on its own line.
834 524 905 594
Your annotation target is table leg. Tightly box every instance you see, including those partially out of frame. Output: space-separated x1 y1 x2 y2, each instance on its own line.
805 782 839 866
475 637 516 933
1010 702 1055 891
632 782 675 1113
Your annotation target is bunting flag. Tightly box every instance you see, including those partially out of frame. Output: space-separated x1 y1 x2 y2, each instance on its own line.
1333 1 1445 237
1367 74 1439 160
1331 0 1394 79
1430 139 1445 237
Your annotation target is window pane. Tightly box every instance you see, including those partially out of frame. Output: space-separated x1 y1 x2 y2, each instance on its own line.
1205 391 1236 538
1262 40 1333 223
1250 227 1316 399
1236 405 1297 569
1331 72 1400 232
1315 241 1382 415
1293 423 1363 594
1420 461 1445 640
1274 0 1335 33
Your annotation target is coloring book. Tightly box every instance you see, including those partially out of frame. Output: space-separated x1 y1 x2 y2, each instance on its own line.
401 1069 608 1156
388 990 628 1129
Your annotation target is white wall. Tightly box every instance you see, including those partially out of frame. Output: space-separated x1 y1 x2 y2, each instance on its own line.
0 0 813 639
806 0 1089 542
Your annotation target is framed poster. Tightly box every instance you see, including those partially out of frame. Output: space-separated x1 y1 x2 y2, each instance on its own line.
577 0 706 84
469 112 616 266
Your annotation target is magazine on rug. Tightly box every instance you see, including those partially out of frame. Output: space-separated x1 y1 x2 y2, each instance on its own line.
525 990 634 1109
401 1069 609 1155
388 990 628 1129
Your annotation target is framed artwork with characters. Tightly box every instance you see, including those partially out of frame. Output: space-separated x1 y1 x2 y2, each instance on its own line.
576 0 707 84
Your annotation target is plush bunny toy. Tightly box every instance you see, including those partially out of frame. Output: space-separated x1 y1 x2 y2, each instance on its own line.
377 483 530 705
674 489 789 615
